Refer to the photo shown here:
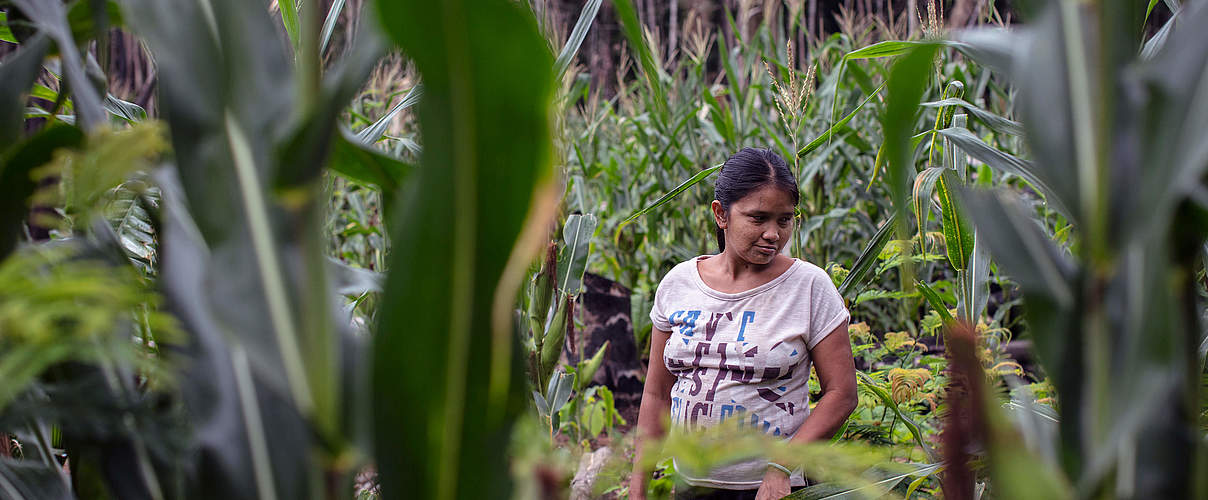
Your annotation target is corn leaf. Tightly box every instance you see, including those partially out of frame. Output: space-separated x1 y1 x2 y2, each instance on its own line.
938 170 974 271
920 97 1024 135
355 84 423 146
331 130 412 192
936 126 1073 219
0 11 15 43
856 371 936 462
954 18 1083 224
786 462 942 500
278 0 301 54
797 83 884 158
553 0 603 79
0 125 84 261
557 213 596 296
576 341 610 391
319 0 347 54
10 0 105 130
541 295 571 383
613 0 667 118
912 167 945 245
0 458 73 500
372 0 556 498
124 0 371 495
0 34 50 148
916 281 954 324
880 44 939 288
838 212 898 299
614 164 721 243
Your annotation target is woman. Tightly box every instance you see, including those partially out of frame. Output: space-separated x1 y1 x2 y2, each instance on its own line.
629 148 857 500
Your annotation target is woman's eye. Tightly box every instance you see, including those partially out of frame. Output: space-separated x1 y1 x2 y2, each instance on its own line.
751 216 766 222
778 217 791 225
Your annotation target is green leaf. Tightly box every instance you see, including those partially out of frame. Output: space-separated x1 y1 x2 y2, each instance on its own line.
797 83 884 158
938 170 974 270
0 124 84 260
541 295 570 382
954 17 1084 225
855 371 937 461
355 85 423 146
845 40 941 60
330 130 413 195
557 213 596 295
549 371 575 415
0 34 50 148
0 458 73 500
584 397 606 438
912 167 945 245
1140 3 1179 59
1132 2 1208 242
785 463 942 500
328 257 383 296
919 97 1024 135
65 0 124 42
319 0 347 54
916 281 955 324
612 0 667 117
278 0 301 54
372 0 556 498
552 0 603 79
856 371 937 462
614 164 721 243
532 390 549 417
853 289 918 306
1145 0 1162 25
10 0 105 129
576 340 609 392
881 43 940 287
960 189 1074 306
936 126 1073 218
838 212 898 299
124 0 360 495
0 11 15 44
103 93 147 123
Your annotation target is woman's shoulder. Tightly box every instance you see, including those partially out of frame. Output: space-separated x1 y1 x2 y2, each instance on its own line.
666 255 706 278
789 258 836 285
655 255 707 287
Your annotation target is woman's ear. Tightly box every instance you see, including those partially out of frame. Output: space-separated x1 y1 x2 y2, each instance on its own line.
711 200 727 229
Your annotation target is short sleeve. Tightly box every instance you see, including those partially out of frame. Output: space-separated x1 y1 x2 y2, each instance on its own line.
806 271 849 348
650 278 672 332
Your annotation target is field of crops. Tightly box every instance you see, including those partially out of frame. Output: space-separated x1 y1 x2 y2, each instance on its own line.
0 0 1206 499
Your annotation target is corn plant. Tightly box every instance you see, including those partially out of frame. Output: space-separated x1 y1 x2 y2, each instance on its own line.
369 0 564 498
876 0 1208 496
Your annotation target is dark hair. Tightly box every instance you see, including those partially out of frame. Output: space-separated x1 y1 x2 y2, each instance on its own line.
713 148 799 252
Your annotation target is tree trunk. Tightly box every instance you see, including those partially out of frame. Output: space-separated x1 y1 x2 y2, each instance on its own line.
908 0 919 35
668 0 677 61
807 0 817 44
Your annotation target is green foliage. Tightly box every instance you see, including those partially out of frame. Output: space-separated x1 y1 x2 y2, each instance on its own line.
1 0 1205 498
370 1 556 499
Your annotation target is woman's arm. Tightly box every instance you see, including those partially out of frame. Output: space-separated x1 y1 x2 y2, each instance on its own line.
629 327 676 500
756 321 856 500
788 320 857 443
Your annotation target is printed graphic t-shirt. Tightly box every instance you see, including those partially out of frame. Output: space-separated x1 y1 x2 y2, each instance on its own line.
650 256 850 489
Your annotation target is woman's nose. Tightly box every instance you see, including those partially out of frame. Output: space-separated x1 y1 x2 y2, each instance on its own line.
763 228 779 242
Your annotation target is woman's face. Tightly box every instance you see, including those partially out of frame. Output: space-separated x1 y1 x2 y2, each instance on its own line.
714 184 796 266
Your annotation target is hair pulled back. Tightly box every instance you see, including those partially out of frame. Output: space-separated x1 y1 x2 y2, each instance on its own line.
713 148 799 252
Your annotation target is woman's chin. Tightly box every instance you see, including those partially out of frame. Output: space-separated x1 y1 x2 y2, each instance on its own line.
748 248 778 263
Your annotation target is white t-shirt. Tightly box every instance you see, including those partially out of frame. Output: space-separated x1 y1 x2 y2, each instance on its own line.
650 256 850 489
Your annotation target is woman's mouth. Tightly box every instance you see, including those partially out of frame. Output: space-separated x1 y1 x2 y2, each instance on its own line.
755 245 776 255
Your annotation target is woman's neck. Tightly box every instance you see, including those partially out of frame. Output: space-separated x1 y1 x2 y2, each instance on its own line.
713 251 790 278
